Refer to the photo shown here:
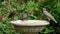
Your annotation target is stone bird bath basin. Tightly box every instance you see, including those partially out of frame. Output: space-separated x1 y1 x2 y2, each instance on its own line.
11 20 49 34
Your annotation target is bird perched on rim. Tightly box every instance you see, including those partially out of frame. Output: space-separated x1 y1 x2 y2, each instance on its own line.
42 8 57 23
22 12 28 21
8 9 18 20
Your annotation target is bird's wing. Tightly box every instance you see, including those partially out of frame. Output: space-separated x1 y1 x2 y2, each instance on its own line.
43 11 57 23
43 11 54 19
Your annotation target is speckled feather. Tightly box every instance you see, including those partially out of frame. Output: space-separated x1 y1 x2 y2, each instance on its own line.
43 8 57 23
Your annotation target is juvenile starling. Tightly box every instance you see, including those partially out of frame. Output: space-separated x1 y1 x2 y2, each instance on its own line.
43 8 57 23
8 10 18 20
22 12 28 20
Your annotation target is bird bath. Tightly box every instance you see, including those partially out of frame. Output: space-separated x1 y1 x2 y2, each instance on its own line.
11 20 49 34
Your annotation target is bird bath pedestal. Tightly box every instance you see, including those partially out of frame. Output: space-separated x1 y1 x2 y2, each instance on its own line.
11 20 49 34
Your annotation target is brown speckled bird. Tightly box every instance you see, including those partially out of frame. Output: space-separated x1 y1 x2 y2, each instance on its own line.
8 10 18 20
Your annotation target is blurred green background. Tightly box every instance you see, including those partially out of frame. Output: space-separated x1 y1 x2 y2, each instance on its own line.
0 0 60 34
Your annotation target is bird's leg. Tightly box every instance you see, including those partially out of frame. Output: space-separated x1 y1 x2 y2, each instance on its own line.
47 17 51 22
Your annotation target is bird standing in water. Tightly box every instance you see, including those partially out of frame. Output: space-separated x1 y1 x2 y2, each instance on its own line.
42 8 57 23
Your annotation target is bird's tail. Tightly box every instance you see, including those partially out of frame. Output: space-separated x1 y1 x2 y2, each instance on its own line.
53 18 57 23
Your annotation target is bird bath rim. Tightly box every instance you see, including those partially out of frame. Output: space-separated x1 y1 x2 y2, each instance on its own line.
10 20 49 26
10 20 49 34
